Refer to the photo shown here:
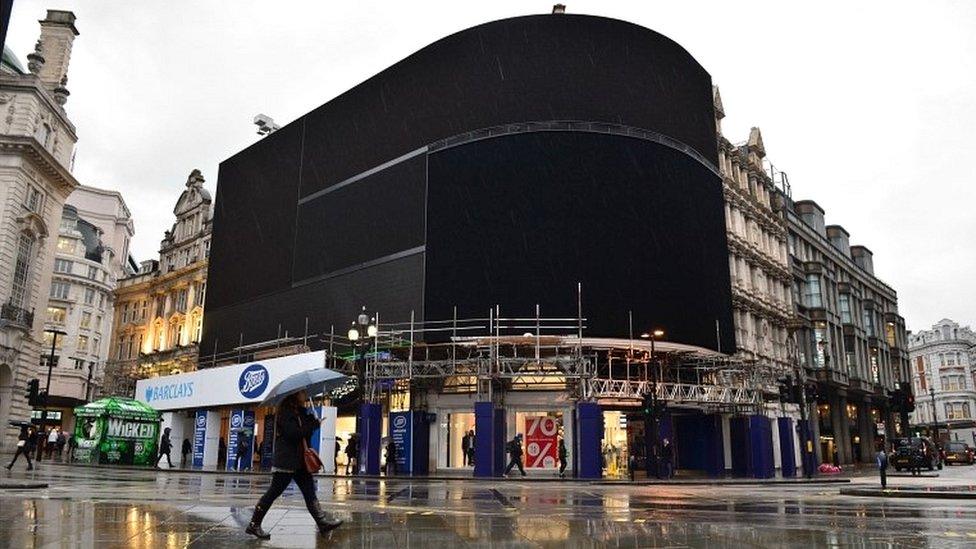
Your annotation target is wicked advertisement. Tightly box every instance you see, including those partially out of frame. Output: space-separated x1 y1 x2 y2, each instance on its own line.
75 416 159 466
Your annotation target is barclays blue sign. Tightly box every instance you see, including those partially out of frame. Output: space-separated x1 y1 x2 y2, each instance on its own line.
144 382 194 403
238 364 269 399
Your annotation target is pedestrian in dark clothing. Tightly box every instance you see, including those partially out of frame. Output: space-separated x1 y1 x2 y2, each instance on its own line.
181 438 192 467
5 426 35 471
334 439 341 471
504 434 526 477
385 439 397 476
218 437 227 468
661 439 674 479
245 390 342 540
558 439 568 478
461 431 472 466
34 429 46 462
67 434 77 462
56 431 66 460
236 437 249 471
156 427 174 468
345 434 359 475
876 447 888 489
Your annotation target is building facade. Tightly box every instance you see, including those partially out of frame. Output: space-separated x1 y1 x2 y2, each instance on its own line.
909 319 976 445
101 169 211 398
0 11 80 450
40 185 133 430
787 199 910 465
713 88 793 383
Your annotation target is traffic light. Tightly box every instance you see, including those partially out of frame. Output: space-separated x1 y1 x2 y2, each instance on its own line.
642 392 654 416
804 383 818 403
25 378 39 405
900 381 916 413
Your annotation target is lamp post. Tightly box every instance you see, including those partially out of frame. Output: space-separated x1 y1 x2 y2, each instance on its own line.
929 386 939 443
640 329 665 383
348 306 377 391
42 328 66 422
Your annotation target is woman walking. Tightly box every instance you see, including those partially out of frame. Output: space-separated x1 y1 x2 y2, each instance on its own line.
245 390 342 539
5 426 35 471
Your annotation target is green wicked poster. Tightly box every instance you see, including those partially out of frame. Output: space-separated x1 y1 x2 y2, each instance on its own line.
73 397 161 466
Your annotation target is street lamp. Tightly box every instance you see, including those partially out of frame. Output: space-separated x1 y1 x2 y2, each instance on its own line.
930 386 939 443
348 306 377 377
640 329 665 381
42 328 67 422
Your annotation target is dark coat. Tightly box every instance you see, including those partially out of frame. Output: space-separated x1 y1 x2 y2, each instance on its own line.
160 433 172 453
272 405 318 471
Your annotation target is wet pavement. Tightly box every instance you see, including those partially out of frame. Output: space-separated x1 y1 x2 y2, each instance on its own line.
2 463 976 547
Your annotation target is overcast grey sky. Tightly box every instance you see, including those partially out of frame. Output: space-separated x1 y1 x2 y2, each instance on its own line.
5 1 974 332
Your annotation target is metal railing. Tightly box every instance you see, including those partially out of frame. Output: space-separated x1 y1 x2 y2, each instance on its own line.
1 302 34 327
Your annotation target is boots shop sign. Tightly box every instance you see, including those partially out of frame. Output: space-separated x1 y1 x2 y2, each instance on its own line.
135 351 327 411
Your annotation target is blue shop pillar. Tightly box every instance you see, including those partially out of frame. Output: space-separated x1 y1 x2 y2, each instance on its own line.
797 419 816 477
357 402 382 475
493 407 506 477
703 414 725 477
778 417 797 478
749 415 775 479
577 402 602 479
474 402 496 478
411 411 431 476
728 416 751 477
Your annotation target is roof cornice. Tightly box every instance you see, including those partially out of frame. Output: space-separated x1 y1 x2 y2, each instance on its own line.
0 135 79 195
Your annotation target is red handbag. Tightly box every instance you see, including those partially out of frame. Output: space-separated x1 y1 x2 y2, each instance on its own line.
302 438 324 473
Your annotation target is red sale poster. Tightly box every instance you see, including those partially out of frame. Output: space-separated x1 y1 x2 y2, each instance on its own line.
524 416 558 468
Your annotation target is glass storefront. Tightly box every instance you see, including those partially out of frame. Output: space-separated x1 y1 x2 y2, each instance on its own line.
601 411 629 478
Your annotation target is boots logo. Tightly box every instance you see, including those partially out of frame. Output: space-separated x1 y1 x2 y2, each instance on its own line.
239 364 269 398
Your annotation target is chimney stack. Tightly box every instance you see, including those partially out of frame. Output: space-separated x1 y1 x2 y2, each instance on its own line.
36 10 79 92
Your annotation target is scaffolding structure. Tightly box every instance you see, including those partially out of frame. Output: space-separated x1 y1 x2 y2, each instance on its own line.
319 302 766 414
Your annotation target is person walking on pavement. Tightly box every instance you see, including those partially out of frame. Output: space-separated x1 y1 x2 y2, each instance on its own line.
235 436 249 471
155 427 174 468
334 438 341 471
504 434 526 477
345 434 359 475
558 439 568 478
46 427 59 459
461 430 472 466
34 428 46 461
245 390 342 540
5 426 35 471
66 433 77 462
385 438 397 477
56 430 66 460
876 445 889 489
181 438 191 467
661 439 674 479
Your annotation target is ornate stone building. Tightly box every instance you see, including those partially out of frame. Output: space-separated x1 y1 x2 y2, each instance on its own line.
713 88 793 383
101 170 211 397
40 186 132 430
909 319 976 445
0 10 80 450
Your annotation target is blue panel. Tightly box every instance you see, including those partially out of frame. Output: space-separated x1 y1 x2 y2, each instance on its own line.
260 414 275 470
577 402 602 479
729 416 750 477
389 411 413 474
474 402 494 477
192 410 207 468
357 402 381 475
411 412 430 476
797 419 815 477
749 415 774 479
778 417 796 478
703 414 725 477
493 408 507 477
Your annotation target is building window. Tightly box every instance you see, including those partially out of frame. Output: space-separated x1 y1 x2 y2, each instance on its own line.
176 288 188 312
47 306 67 324
87 265 98 280
80 311 91 329
916 357 927 391
50 281 70 300
863 310 876 337
116 339 124 359
813 325 829 368
10 233 36 308
84 288 95 305
54 259 73 273
73 358 85 370
839 293 852 324
804 273 823 308
193 313 203 344
42 330 63 350
885 322 897 348
98 294 105 308
25 185 44 213
57 237 75 254
93 337 100 353
154 324 164 351
199 282 207 305
77 335 89 352
40 354 59 368
95 314 102 331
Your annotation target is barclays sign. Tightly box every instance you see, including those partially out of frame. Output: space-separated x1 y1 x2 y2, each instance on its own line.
134 351 327 411
238 364 269 399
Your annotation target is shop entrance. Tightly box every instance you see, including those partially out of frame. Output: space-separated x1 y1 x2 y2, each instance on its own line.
444 412 476 469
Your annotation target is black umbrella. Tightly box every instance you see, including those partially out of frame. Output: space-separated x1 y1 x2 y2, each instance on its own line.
7 420 31 428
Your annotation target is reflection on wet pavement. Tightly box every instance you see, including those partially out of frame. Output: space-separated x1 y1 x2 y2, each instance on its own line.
2 466 976 547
